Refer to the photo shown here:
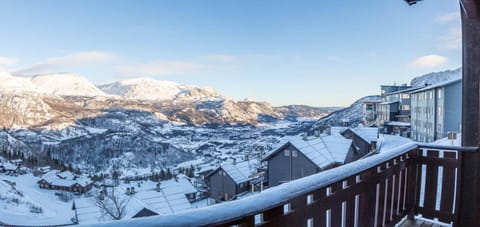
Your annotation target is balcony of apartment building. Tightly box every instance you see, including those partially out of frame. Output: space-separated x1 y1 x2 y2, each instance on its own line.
100 0 480 226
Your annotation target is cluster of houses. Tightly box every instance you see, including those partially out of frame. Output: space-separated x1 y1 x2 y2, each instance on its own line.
0 159 27 175
206 126 411 203
362 77 462 143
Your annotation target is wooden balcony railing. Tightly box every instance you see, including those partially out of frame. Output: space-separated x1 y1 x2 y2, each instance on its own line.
101 143 478 227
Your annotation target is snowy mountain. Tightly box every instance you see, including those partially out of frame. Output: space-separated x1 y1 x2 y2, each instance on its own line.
0 72 45 93
30 73 109 97
410 68 461 87
98 78 220 101
0 72 333 171
311 96 381 129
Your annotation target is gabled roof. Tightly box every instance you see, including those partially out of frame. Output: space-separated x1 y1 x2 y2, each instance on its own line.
132 207 158 218
263 128 352 168
410 78 461 94
221 161 255 184
127 178 197 215
347 127 379 143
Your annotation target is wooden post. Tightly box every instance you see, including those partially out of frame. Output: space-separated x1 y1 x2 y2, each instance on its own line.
458 0 480 226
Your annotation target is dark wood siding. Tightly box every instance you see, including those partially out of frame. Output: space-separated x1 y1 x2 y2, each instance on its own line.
209 169 237 201
344 135 370 163
268 144 318 187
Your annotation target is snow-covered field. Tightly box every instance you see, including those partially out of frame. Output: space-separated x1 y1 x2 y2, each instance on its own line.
0 172 212 225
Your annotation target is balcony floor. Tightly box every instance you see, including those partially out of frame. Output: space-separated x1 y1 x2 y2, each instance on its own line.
398 218 444 227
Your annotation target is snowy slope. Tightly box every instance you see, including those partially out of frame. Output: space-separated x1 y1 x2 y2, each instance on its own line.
30 73 109 97
311 95 381 128
410 68 461 87
98 78 220 101
0 72 45 93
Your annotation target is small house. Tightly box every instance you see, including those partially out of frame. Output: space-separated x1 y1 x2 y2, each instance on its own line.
206 161 256 202
262 128 352 187
341 127 379 163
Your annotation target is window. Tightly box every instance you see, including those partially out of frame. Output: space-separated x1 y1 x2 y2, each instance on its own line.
284 150 290 157
402 93 409 99
438 89 442 99
292 150 298 157
402 105 410 110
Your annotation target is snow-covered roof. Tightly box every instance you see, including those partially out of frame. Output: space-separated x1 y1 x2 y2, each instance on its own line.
2 162 17 170
264 128 352 168
410 78 461 94
124 178 197 215
385 86 421 95
377 134 413 152
40 171 92 187
432 133 461 146
350 127 378 143
220 161 256 184
384 121 411 127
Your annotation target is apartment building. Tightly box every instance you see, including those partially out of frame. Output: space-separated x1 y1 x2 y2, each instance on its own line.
410 78 461 142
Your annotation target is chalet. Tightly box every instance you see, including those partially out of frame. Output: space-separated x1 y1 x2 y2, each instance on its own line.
206 160 256 202
37 171 93 193
10 159 22 166
33 166 51 177
0 162 17 174
341 127 379 162
262 127 352 187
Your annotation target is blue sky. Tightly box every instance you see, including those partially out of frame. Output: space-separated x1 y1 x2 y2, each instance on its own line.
0 0 461 106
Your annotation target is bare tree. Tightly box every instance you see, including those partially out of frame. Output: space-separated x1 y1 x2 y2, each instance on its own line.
95 190 129 220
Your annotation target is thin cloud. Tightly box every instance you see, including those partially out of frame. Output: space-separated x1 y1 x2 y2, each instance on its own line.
0 56 18 67
409 54 448 68
201 54 239 63
439 27 461 50
16 51 116 74
116 61 203 76
436 12 460 24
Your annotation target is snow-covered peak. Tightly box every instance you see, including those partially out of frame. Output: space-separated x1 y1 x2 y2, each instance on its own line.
30 73 108 97
99 77 221 101
0 70 13 78
0 73 45 93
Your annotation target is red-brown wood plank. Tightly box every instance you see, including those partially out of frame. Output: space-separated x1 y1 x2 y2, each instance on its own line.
311 187 327 227
422 150 439 220
438 151 457 223
330 181 343 227
344 176 357 227
406 150 419 219
358 168 378 226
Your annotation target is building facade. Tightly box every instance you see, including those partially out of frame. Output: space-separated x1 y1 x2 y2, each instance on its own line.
378 85 423 137
410 78 462 142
